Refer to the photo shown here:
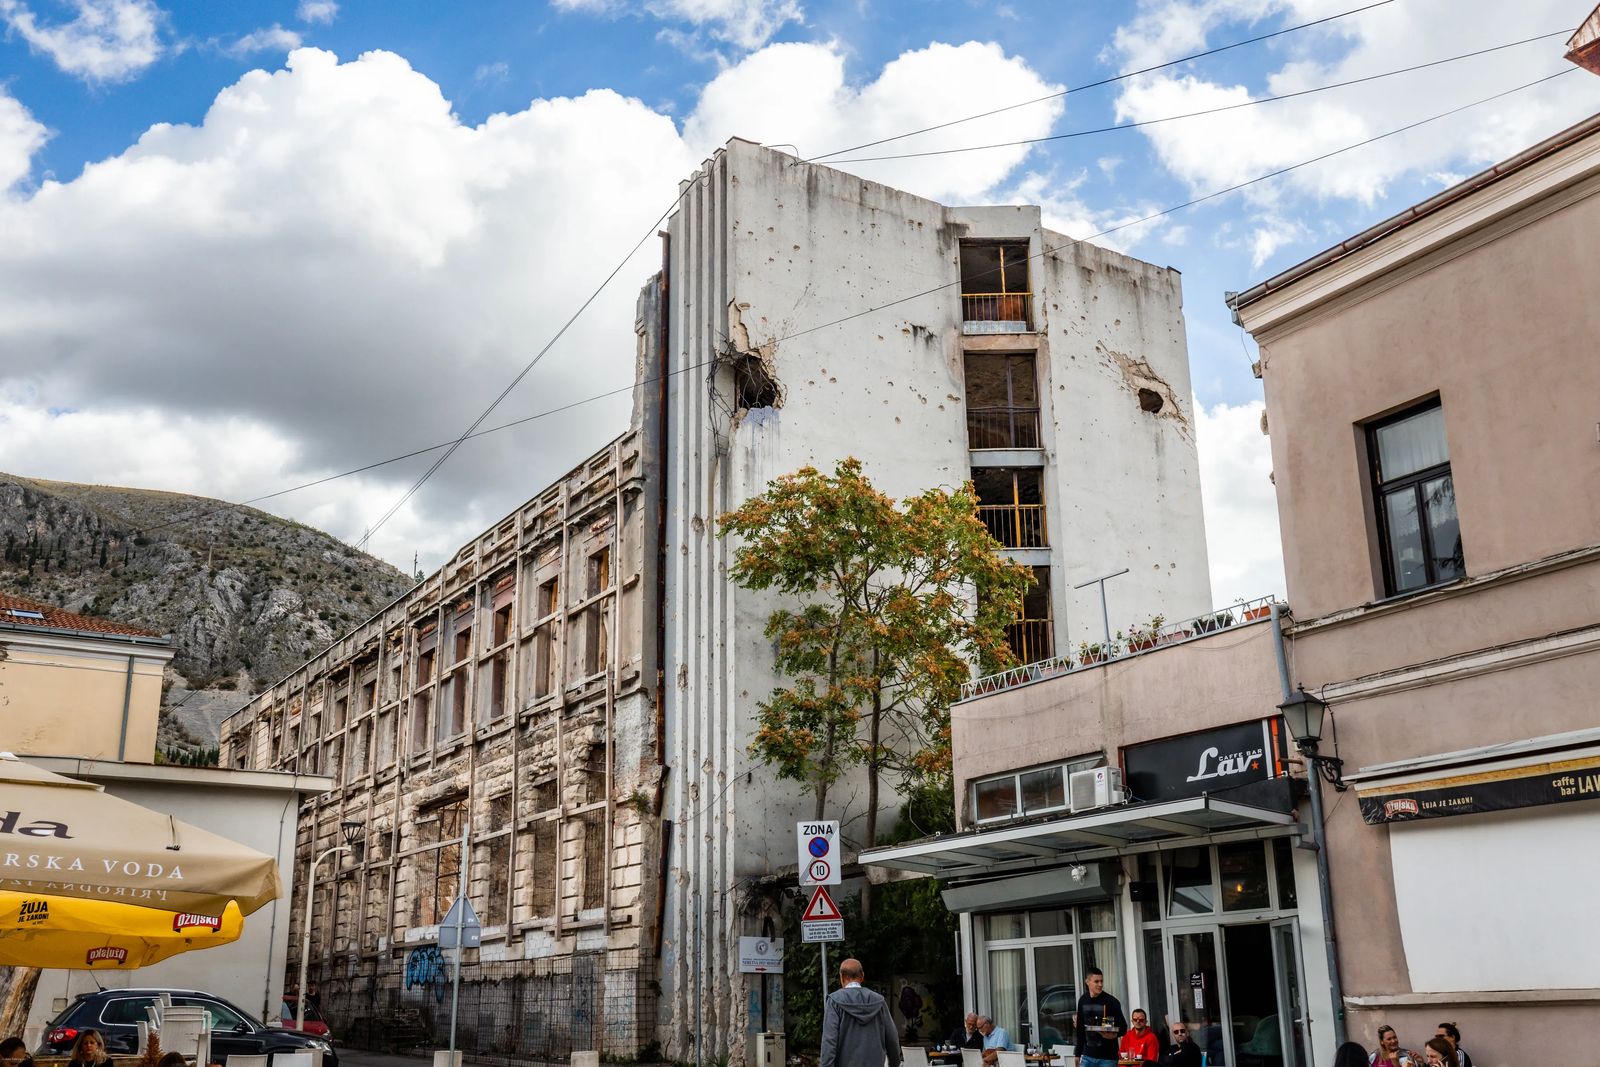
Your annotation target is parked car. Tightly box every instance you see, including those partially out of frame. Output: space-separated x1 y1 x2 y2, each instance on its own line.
277 994 331 1038
38 988 337 1067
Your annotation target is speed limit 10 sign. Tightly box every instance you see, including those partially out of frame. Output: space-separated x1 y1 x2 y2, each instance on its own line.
797 820 840 886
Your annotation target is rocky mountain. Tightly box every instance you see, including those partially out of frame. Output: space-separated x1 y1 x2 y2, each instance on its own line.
0 473 417 751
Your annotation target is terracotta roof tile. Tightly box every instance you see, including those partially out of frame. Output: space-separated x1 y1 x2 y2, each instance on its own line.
0 592 165 639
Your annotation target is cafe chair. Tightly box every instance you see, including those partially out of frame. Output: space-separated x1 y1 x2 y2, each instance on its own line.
996 1051 1027 1067
903 1048 932 1067
272 1053 316 1067
1050 1044 1074 1065
227 1057 269 1067
961 1049 985 1067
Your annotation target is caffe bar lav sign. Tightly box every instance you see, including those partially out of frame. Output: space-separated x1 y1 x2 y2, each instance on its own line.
1357 753 1600 825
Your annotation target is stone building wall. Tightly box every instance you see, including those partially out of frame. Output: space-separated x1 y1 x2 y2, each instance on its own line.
220 430 662 1057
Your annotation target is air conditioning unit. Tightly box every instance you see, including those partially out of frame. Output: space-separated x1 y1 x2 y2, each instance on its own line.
1069 767 1125 812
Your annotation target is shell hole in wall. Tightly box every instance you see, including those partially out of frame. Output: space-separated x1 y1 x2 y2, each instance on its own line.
1137 388 1165 414
735 355 780 410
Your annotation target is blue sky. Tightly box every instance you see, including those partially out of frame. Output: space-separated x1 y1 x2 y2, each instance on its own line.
2 0 1598 603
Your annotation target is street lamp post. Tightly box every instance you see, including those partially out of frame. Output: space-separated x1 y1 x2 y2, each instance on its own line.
1277 685 1347 1047
295 820 364 1033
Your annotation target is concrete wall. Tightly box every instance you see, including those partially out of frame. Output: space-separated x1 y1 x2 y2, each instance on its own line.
0 629 170 762
21 759 326 1040
656 139 1212 1060
1235 121 1600 1065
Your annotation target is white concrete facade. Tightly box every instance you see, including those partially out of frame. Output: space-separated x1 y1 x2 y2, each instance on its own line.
650 140 1212 1059
19 758 330 1041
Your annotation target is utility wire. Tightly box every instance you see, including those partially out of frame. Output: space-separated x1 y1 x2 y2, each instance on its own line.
802 0 1398 163
823 28 1575 165
110 68 1572 553
350 175 705 553
767 67 1577 346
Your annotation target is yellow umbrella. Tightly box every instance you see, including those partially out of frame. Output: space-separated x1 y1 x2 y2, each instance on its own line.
0 891 244 968
0 754 279 916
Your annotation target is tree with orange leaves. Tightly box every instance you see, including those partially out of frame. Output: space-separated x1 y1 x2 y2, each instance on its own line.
718 457 1030 859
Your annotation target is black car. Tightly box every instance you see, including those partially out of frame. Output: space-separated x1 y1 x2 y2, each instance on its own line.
39 988 337 1067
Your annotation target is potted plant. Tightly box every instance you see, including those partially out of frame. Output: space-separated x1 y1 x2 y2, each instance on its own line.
1126 617 1164 652
1077 640 1109 664
1195 611 1235 634
1240 599 1273 621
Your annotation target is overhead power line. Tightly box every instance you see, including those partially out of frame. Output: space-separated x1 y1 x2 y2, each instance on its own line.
803 0 1398 163
768 67 1577 346
822 28 1576 165
349 175 706 553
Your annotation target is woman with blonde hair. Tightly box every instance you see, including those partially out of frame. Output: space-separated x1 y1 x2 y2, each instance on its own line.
66 1031 108 1067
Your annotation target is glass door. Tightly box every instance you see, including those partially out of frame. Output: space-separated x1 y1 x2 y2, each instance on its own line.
1271 918 1308 1067
1169 927 1230 1066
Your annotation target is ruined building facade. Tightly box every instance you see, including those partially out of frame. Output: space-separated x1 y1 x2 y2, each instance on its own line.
221 432 664 1058
223 140 1215 1061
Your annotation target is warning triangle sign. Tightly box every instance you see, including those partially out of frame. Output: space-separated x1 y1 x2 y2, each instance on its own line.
802 885 842 922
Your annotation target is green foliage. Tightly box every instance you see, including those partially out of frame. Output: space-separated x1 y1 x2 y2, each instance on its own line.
718 458 1030 845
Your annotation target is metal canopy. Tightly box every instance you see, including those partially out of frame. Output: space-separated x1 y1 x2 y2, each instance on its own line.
860 795 1301 880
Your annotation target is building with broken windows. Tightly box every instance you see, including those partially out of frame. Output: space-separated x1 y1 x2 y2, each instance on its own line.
221 138 1214 1063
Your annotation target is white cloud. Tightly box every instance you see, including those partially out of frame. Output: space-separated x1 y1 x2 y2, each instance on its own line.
0 90 51 193
0 42 1057 572
227 24 302 57
1111 1 1600 210
296 0 337 24
684 41 1062 201
1195 398 1285 606
553 0 803 50
0 0 165 82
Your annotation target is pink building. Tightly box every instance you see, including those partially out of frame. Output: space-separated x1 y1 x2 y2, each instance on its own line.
1229 113 1600 1064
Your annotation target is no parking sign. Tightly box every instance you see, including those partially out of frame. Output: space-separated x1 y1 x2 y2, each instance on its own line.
796 820 840 886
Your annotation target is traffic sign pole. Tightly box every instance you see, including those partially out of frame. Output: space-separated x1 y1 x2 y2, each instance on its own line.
820 941 828 1021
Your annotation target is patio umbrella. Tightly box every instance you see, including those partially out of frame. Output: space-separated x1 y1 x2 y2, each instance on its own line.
0 891 244 968
0 754 280 917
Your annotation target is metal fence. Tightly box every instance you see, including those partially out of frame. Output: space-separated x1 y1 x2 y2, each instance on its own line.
314 950 658 1062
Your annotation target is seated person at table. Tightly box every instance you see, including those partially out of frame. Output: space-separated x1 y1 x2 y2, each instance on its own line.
1162 1023 1200 1067
948 1013 984 1049
978 1016 1012 1065
1119 1010 1160 1064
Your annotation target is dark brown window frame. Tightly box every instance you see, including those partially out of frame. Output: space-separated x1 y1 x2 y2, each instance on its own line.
1366 398 1464 597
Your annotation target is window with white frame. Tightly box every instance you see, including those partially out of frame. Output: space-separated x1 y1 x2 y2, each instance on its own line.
977 903 1122 1049
972 755 1102 824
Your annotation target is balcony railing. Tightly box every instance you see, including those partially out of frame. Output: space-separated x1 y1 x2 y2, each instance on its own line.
978 503 1048 549
967 407 1041 450
1005 618 1054 665
962 292 1034 332
964 595 1281 700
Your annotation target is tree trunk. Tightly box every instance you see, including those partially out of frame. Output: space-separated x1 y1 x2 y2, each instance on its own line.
0 967 40 1039
861 678 884 922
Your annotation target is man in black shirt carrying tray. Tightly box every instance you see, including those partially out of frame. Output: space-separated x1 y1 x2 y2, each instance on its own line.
1073 968 1129 1067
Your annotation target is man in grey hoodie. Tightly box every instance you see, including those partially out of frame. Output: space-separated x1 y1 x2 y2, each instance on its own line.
821 958 902 1067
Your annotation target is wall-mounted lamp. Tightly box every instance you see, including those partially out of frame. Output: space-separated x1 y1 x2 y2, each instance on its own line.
1278 686 1346 791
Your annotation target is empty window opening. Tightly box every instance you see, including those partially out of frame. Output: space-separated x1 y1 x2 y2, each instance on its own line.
960 241 1032 329
1006 566 1053 664
1138 388 1165 414
734 355 780 410
965 353 1040 449
973 467 1048 548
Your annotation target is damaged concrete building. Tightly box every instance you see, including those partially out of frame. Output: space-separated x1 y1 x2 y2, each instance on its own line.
221 139 1213 1061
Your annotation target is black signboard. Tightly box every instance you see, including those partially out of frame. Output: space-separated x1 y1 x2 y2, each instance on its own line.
1123 719 1285 803
1357 755 1600 824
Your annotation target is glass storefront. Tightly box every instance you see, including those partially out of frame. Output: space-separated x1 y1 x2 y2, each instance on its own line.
1136 839 1307 1067
975 905 1121 1050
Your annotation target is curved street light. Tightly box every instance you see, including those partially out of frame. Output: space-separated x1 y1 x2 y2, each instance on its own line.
295 819 364 1033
